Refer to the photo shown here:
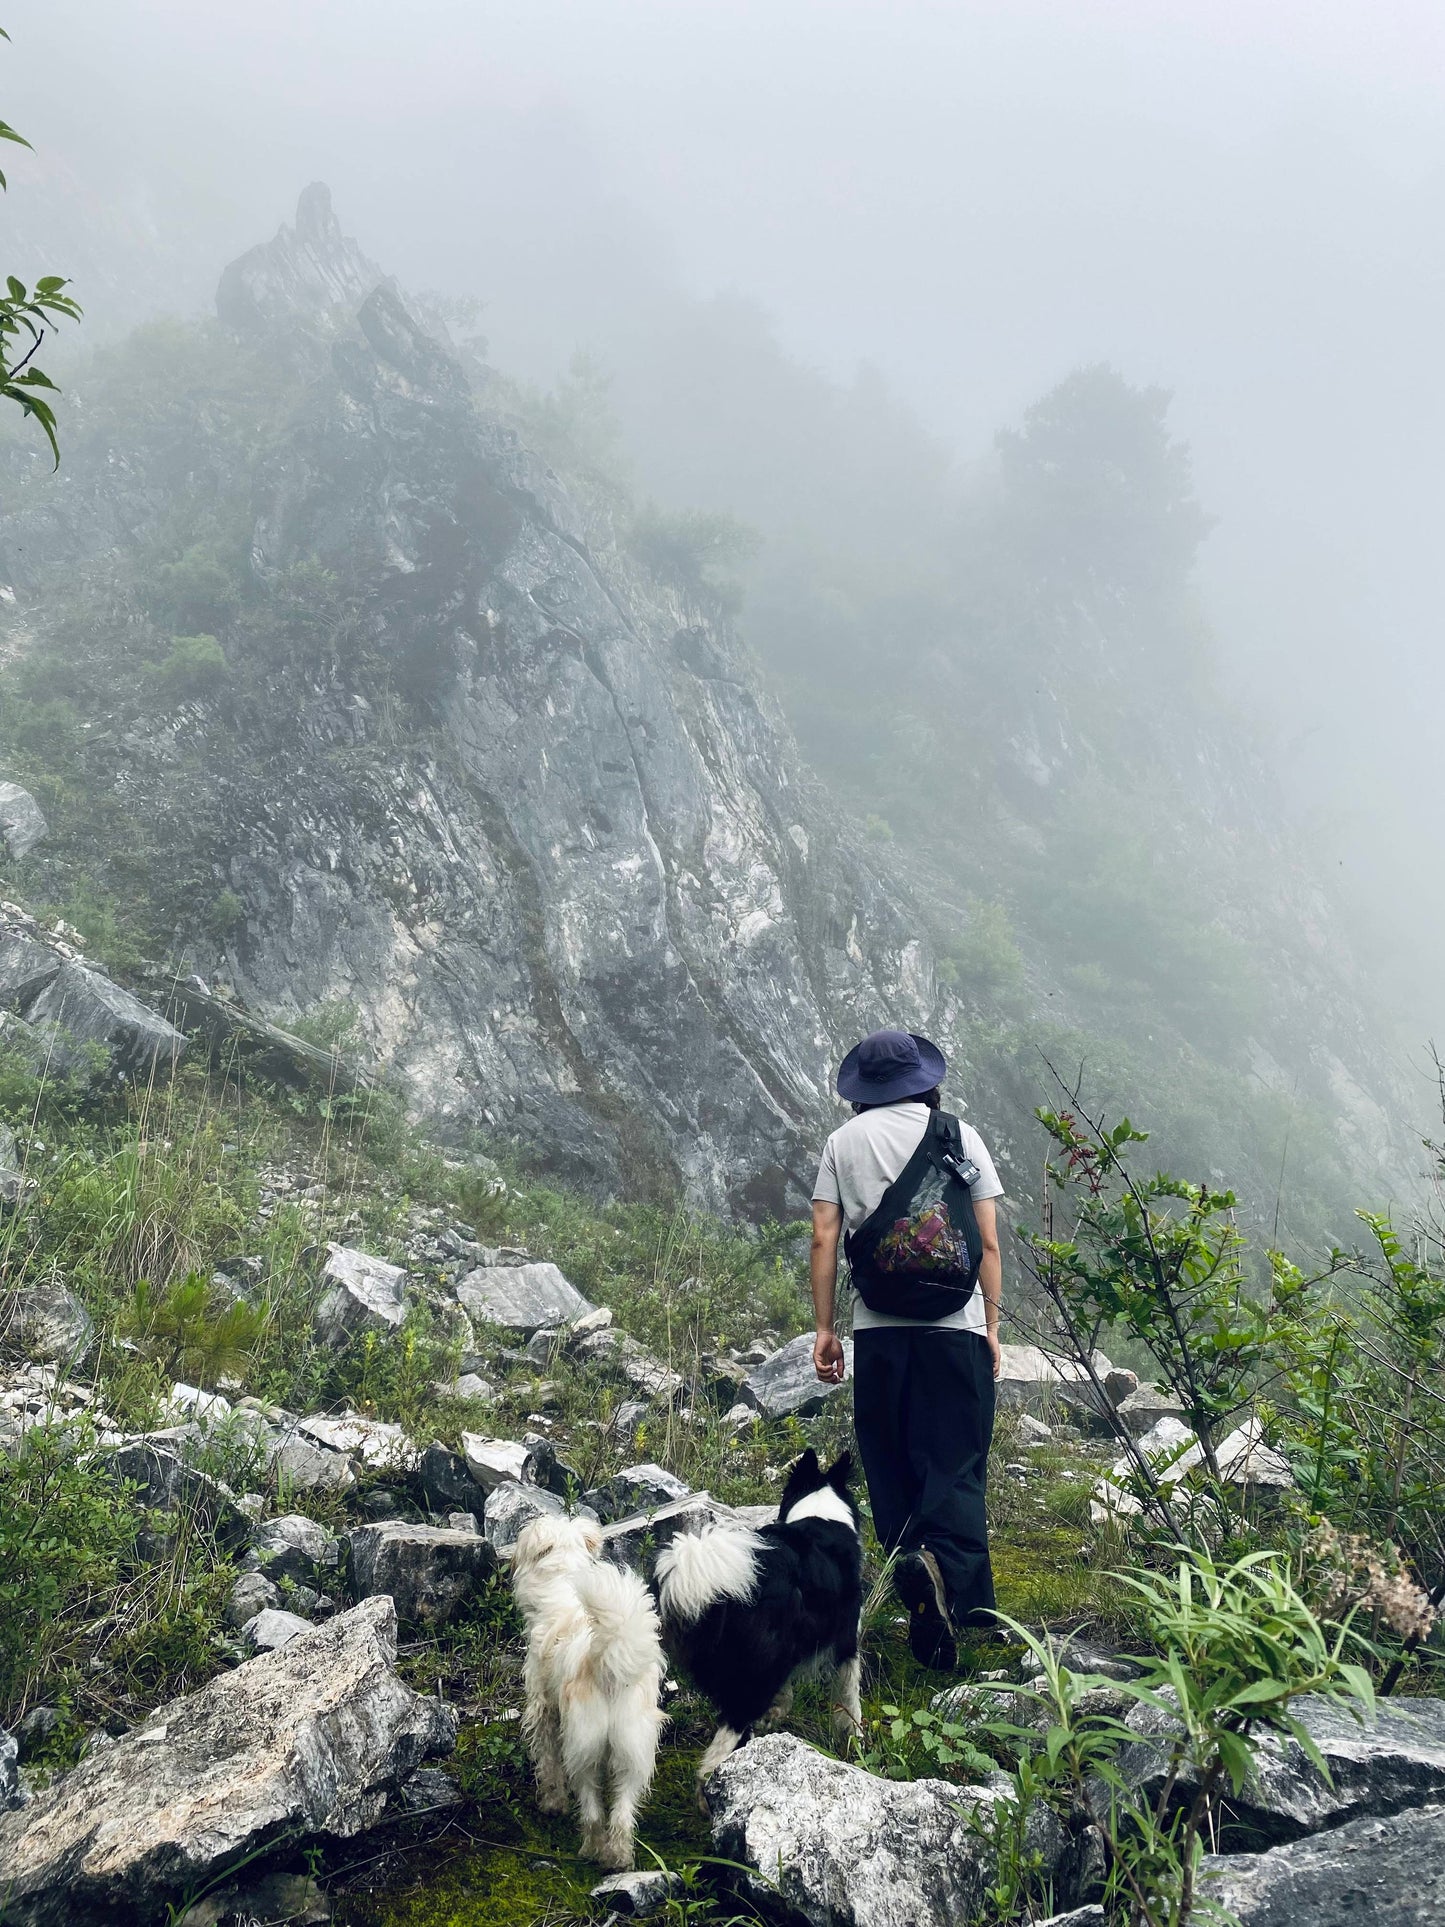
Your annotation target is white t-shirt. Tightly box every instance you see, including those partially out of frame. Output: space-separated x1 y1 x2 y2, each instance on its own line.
812 1102 1004 1334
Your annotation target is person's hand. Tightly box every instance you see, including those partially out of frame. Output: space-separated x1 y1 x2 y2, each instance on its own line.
814 1329 846 1384
986 1329 1002 1380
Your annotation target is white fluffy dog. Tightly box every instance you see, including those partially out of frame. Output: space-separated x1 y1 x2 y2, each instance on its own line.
510 1513 667 1869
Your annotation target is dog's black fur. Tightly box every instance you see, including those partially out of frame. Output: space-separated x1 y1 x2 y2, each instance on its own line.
662 1448 863 1745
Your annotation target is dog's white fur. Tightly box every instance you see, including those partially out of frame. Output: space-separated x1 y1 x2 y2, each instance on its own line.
511 1513 666 1869
781 1484 855 1529
652 1523 764 1621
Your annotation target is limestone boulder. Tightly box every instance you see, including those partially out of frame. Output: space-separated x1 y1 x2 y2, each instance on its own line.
244 1512 342 1589
483 1479 568 1557
242 1607 312 1653
97 1440 249 1554
0 783 47 860
416 1441 479 1518
314 1244 408 1347
224 1571 280 1631
455 1261 592 1336
705 1732 1016 1927
1202 1802 1445 1925
460 1433 530 1492
297 1410 413 1470
742 1332 853 1420
0 1597 457 1926
348 1520 496 1625
1117 1693 1445 1847
584 1462 691 1524
25 961 186 1081
3 1285 93 1366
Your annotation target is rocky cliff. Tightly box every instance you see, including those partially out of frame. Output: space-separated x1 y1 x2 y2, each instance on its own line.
1 188 971 1215
0 188 1417 1222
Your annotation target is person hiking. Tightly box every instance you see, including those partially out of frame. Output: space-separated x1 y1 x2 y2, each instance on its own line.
810 1027 1003 1671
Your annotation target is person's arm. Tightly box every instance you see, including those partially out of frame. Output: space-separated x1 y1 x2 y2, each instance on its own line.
975 1195 1002 1379
811 1199 846 1382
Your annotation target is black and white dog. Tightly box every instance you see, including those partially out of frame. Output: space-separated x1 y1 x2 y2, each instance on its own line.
655 1448 864 1783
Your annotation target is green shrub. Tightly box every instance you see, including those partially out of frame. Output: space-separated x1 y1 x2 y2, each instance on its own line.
0 1420 135 1720
154 633 229 699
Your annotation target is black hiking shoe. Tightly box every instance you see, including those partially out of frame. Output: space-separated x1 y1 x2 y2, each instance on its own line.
896 1549 956 1671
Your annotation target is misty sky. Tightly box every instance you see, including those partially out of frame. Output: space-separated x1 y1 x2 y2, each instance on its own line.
7 0 1445 1038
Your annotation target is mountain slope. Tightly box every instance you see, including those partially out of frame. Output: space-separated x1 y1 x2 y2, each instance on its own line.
0 189 1417 1230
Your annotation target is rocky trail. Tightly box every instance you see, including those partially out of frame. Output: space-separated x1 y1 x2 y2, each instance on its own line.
0 919 1439 1925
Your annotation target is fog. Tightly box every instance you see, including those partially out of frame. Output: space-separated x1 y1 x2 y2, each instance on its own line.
8 0 1445 1038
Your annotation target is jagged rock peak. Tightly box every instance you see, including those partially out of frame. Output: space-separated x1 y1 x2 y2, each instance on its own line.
216 182 390 345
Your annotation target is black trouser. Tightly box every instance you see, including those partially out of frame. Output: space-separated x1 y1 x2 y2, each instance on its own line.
852 1326 997 1627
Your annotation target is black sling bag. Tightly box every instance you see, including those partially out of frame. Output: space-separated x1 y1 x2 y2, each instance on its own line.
844 1109 984 1321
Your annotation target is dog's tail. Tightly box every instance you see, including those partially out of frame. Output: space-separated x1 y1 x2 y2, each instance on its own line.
654 1524 764 1624
575 1560 665 1694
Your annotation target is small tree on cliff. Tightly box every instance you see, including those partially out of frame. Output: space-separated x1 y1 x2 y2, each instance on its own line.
0 25 81 463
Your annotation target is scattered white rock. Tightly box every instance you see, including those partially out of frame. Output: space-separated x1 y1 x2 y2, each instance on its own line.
314 1245 408 1347
297 1411 414 1470
243 1607 312 1653
460 1433 530 1492
455 1261 592 1336
483 1479 567 1556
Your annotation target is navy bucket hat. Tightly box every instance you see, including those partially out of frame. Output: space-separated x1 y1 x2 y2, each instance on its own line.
836 1028 947 1105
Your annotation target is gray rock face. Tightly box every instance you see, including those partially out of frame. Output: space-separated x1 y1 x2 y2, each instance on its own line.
53 189 963 1218
572 1326 684 1402
98 1441 249 1553
245 1512 342 1588
416 1441 478 1517
0 1596 456 1926
3 1284 93 1365
600 1493 740 1573
590 1868 683 1917
216 181 390 363
1117 1694 1445 1847
1 1727 22 1811
584 1462 691 1524
460 1433 530 1492
270 1430 357 1492
483 1479 567 1556
348 1520 497 1625
455 1262 592 1336
314 1245 408 1346
224 1571 280 1630
0 783 46 860
743 1332 853 1420
706 1733 1004 1927
1202 1802 1445 1925
242 1606 312 1653
25 960 185 1081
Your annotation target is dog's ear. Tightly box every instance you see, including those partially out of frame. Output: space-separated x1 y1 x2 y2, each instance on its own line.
826 1450 854 1489
793 1447 821 1478
580 1519 604 1557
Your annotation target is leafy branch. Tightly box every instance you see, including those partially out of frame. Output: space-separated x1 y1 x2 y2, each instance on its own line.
1 24 81 463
